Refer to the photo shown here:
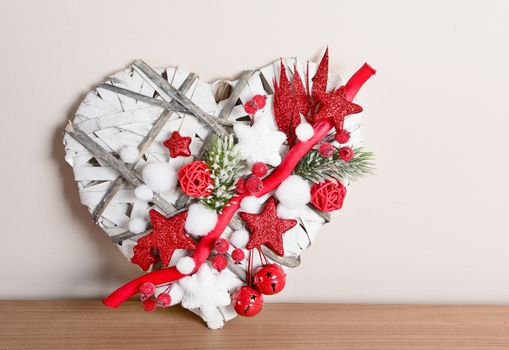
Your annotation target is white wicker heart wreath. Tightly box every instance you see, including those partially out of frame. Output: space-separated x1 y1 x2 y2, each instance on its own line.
63 49 375 329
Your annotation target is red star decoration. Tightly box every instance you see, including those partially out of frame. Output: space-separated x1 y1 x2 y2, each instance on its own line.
131 210 196 271
313 86 363 132
240 197 297 256
163 131 192 158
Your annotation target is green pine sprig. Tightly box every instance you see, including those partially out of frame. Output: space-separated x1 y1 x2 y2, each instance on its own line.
294 147 375 184
201 134 242 212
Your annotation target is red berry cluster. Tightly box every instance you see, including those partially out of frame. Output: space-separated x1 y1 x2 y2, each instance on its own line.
318 130 354 161
139 282 171 312
243 95 267 115
211 238 229 272
235 162 268 195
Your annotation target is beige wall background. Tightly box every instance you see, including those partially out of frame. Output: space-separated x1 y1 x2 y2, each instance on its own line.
0 0 508 302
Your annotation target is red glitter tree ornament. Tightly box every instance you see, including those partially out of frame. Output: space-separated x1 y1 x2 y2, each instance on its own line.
163 131 192 158
310 180 347 212
273 61 301 145
240 197 297 256
178 161 213 197
311 47 329 101
131 210 197 271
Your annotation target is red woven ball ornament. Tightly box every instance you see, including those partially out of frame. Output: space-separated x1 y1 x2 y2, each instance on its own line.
338 146 354 162
211 255 228 272
231 248 245 263
335 130 351 144
232 286 264 317
310 180 347 212
143 299 157 312
178 161 213 197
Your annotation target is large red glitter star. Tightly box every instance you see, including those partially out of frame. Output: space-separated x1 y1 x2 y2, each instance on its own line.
131 210 196 271
313 86 363 132
240 197 297 256
163 131 192 158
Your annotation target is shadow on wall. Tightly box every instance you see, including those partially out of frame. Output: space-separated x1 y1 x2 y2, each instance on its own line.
51 92 140 298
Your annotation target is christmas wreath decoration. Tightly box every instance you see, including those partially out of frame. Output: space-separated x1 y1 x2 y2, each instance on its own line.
63 49 375 329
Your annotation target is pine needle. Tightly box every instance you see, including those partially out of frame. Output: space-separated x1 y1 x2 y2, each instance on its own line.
294 147 375 184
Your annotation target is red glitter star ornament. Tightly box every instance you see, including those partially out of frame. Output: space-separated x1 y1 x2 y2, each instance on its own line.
313 86 363 133
131 210 196 271
240 197 297 256
163 131 192 158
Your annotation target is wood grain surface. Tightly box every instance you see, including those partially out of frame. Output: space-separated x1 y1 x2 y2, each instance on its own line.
1 301 509 349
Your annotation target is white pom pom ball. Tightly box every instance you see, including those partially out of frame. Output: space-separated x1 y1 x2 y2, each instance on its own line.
129 217 147 234
277 204 300 219
134 185 153 201
295 123 314 142
229 229 250 248
119 145 138 163
185 203 218 237
275 175 311 209
176 256 196 274
142 162 176 193
240 196 262 213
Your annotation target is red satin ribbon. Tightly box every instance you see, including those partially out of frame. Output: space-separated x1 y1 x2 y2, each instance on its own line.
103 63 375 309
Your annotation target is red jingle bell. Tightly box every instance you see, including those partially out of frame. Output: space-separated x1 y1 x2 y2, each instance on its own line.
253 264 286 295
231 286 264 317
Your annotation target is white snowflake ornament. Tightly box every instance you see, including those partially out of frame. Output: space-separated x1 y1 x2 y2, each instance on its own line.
178 263 242 329
233 113 287 166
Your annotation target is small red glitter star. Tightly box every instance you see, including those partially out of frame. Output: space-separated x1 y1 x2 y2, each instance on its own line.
240 197 297 256
313 86 363 132
131 210 196 271
163 131 192 158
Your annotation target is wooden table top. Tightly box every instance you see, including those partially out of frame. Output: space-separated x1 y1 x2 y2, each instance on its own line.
1 301 509 349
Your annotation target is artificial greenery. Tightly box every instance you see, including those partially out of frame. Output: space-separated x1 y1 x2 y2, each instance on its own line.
201 134 242 212
294 147 375 184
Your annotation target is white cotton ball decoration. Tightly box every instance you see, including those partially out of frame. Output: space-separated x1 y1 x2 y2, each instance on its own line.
229 229 250 248
275 175 311 209
277 204 300 219
295 122 314 142
185 203 218 237
240 196 262 213
129 217 147 234
134 185 153 201
176 256 196 274
142 162 176 193
119 145 138 163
